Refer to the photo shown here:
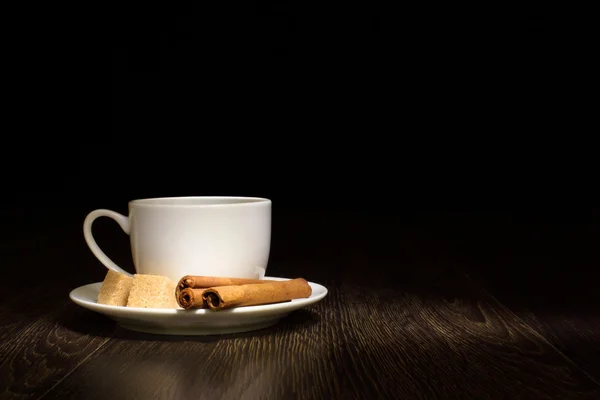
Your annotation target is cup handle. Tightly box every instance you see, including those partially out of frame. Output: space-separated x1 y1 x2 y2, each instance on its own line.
83 209 132 277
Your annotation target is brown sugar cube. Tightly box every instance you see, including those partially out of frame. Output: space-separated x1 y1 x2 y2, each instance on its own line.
97 270 134 306
126 274 179 309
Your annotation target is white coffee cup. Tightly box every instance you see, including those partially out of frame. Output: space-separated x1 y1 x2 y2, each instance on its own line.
83 196 272 282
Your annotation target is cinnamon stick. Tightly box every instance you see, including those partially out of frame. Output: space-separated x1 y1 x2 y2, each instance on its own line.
176 275 267 298
177 288 208 309
201 278 312 310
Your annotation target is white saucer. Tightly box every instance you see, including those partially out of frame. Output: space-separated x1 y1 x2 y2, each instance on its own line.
69 276 328 336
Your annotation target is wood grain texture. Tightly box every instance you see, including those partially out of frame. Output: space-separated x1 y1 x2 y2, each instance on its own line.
3 211 599 400
42 262 600 400
502 306 600 381
0 222 116 400
457 219 600 381
0 290 114 400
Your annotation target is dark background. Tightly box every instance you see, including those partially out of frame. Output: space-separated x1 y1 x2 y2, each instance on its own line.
1 4 596 253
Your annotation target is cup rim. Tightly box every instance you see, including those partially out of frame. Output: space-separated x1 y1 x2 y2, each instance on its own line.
128 196 271 207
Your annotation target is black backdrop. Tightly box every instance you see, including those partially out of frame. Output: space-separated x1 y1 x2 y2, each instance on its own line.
2 4 595 225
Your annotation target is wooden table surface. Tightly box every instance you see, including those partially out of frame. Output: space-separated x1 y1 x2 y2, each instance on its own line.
1 208 599 400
